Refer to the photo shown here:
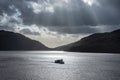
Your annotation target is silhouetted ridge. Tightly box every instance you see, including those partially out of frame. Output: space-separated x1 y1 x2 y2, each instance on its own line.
56 29 120 53
0 30 48 50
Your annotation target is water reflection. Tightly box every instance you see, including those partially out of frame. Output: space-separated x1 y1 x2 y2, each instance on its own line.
0 51 120 80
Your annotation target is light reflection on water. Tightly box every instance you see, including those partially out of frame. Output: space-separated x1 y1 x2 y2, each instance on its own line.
0 51 120 80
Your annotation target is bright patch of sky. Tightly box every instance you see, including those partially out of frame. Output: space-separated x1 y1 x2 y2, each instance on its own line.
82 0 100 7
27 1 54 14
27 0 71 14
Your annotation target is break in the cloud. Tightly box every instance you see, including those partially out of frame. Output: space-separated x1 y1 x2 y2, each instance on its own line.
0 0 120 47
0 0 120 33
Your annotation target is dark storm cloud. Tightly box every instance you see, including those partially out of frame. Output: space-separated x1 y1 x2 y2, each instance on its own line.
0 26 15 31
48 26 97 34
25 0 97 26
0 0 120 34
48 25 120 34
19 0 120 26
0 0 98 26
90 0 120 25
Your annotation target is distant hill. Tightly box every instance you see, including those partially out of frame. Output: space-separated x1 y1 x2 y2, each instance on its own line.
0 30 49 50
56 29 120 53
1 29 120 53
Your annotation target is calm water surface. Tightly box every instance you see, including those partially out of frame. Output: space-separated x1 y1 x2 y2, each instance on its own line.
0 51 120 80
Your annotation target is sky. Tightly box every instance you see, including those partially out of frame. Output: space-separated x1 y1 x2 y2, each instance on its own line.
0 0 120 48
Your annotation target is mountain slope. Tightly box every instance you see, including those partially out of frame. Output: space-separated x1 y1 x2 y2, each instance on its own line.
0 30 48 50
56 29 120 53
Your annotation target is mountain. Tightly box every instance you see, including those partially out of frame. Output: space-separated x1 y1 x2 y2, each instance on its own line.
0 30 49 50
56 29 120 53
1 29 120 53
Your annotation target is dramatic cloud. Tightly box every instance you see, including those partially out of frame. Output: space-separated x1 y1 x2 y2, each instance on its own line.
27 1 55 14
0 0 96 34
0 5 22 26
0 0 120 47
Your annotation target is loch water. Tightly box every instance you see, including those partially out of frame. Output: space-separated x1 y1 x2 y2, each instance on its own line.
0 51 120 80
